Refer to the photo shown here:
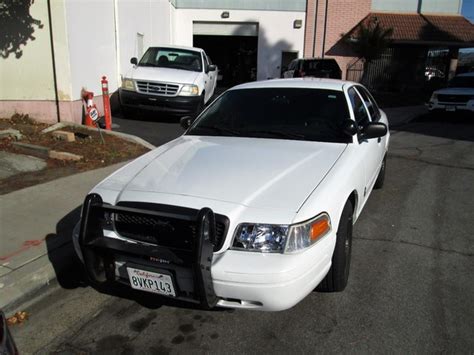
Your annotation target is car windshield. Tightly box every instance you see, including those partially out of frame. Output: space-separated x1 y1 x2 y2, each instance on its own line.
448 76 474 88
139 47 202 72
187 88 351 143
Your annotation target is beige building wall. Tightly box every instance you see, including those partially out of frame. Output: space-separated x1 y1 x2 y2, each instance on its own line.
0 0 74 123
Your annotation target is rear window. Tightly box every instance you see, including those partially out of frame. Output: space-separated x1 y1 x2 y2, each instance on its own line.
187 88 351 144
302 59 341 78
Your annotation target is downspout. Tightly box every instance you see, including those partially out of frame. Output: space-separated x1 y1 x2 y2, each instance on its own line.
321 0 328 58
46 0 60 122
312 0 318 57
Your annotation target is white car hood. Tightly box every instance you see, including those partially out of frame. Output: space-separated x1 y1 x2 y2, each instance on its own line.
98 136 346 212
127 66 200 85
434 87 474 95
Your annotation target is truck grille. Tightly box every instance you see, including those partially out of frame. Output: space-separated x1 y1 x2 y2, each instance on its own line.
136 81 179 96
438 94 471 103
113 202 229 252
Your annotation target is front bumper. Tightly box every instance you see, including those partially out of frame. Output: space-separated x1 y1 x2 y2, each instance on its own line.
119 89 201 115
427 100 474 113
74 195 333 311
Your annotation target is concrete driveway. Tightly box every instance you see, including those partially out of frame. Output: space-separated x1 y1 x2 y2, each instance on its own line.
10 112 474 353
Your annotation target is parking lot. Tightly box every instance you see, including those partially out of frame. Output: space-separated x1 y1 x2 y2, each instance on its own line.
9 111 474 353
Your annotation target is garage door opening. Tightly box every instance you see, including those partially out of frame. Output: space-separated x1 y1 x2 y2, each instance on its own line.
193 22 258 88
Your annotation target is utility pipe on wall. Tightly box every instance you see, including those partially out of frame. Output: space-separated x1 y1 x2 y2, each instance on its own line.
46 0 60 123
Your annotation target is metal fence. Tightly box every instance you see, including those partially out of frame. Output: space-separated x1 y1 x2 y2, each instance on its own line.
346 47 448 91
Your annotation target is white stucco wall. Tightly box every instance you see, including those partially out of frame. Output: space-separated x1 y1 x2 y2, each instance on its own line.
173 9 306 80
65 0 118 100
116 0 173 80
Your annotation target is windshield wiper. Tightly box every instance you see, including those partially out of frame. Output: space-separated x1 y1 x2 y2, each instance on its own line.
243 130 306 140
193 125 241 136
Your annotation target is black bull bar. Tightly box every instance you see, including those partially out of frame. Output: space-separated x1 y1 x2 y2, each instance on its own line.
78 193 222 309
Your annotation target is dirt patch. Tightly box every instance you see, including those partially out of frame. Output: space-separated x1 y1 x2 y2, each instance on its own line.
0 115 150 194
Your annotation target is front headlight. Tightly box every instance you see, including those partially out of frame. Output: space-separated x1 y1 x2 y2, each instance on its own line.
179 84 199 96
232 213 331 253
430 93 438 101
122 78 135 91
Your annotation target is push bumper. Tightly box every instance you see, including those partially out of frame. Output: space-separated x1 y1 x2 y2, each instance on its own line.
78 194 220 308
119 89 201 116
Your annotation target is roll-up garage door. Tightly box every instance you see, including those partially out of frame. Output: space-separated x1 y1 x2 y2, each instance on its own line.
193 22 258 37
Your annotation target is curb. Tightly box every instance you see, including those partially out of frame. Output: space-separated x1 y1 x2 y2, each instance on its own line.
41 122 156 150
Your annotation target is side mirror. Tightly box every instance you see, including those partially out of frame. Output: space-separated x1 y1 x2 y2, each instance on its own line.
180 116 193 130
208 64 217 72
361 122 387 140
343 119 358 136
130 57 138 65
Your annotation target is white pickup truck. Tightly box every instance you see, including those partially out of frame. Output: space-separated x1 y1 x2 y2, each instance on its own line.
119 46 217 117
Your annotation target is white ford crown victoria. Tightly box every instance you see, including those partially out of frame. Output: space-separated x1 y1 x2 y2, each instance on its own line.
73 78 389 311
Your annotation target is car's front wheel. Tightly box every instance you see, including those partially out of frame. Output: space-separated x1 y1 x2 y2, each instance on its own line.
317 200 353 292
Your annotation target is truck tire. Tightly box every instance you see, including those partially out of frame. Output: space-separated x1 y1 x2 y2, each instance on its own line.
317 200 353 292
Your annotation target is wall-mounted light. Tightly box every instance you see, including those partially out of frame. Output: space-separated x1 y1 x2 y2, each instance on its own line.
221 11 230 19
293 19 302 29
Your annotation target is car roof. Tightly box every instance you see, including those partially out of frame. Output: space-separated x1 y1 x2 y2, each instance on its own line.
456 72 474 77
149 45 204 53
229 78 358 91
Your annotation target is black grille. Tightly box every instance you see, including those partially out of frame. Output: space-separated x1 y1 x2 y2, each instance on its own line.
136 81 179 96
113 202 228 252
438 94 471 103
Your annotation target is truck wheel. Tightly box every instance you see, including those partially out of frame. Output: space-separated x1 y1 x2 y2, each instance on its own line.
195 95 205 117
121 106 134 119
374 156 386 189
317 200 353 292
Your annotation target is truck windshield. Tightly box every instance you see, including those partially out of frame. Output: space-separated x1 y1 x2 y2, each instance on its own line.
139 47 202 72
187 88 352 143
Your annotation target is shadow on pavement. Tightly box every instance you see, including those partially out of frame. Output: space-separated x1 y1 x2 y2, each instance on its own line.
45 206 87 289
397 112 474 142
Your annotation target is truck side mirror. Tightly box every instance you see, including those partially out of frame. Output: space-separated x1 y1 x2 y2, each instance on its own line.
130 57 138 65
208 64 217 72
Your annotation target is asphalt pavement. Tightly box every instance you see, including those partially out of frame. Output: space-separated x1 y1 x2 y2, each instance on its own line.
9 111 474 353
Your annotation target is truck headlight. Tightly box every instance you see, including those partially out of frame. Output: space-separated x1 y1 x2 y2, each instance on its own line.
122 78 135 91
430 93 438 102
179 84 199 96
232 213 331 253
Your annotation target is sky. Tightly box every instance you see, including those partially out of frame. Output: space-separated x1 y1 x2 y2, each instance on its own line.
462 0 474 23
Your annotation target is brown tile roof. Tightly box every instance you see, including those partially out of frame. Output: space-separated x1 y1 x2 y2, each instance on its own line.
352 13 474 45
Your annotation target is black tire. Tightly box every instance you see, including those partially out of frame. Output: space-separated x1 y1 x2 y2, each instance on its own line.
317 200 353 292
195 95 205 117
374 155 386 189
121 105 134 119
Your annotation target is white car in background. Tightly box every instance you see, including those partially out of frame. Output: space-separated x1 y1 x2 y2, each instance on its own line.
119 46 217 118
74 78 389 311
428 72 474 114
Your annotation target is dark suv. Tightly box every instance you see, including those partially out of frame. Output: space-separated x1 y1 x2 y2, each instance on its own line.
282 58 342 79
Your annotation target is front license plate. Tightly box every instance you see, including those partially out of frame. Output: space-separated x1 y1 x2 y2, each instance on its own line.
127 267 176 297
446 106 456 112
